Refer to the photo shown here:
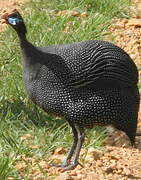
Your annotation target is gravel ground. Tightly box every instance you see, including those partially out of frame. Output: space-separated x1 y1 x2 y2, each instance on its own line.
1 0 141 179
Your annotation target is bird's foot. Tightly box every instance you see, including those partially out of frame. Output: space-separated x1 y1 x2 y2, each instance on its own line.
61 161 83 171
50 160 70 168
51 161 83 171
61 163 78 170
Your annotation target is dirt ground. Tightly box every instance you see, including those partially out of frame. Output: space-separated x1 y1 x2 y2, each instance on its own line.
0 0 141 180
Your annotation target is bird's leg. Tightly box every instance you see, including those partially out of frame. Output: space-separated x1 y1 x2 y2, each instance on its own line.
63 124 85 170
61 124 78 167
51 122 78 168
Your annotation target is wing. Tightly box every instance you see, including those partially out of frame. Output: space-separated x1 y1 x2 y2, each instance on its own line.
68 45 106 88
65 40 138 89
40 40 138 89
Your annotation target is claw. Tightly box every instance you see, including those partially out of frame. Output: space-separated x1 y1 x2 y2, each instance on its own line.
51 161 83 171
62 162 78 171
50 163 69 168
50 161 79 171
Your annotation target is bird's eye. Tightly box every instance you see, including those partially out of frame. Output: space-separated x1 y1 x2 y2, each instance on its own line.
8 17 20 25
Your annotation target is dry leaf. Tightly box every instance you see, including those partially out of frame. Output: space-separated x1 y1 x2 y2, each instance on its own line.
20 133 33 140
56 10 80 17
56 10 88 18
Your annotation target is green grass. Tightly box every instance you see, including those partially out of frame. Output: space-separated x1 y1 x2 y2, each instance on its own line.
0 0 131 179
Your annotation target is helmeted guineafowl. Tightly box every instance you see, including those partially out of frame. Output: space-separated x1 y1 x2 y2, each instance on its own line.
2 10 140 170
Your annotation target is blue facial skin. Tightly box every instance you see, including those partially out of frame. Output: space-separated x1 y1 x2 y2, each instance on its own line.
8 17 21 25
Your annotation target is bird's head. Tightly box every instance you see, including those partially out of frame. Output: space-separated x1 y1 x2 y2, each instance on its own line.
1 9 27 37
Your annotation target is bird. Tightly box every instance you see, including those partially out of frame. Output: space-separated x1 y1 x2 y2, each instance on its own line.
1 9 140 170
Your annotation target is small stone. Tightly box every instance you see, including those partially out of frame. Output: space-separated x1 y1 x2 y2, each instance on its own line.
54 172 73 180
86 148 103 161
54 147 66 155
105 167 114 174
69 171 77 176
96 161 103 167
86 172 99 180
75 174 83 180
39 160 51 169
85 155 94 163
104 127 131 147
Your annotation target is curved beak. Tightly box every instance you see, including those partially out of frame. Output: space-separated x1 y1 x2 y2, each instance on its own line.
1 13 7 19
0 13 8 24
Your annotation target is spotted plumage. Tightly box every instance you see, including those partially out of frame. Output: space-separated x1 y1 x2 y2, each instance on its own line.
2 10 140 170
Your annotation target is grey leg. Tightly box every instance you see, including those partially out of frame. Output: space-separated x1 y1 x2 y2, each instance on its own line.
51 122 79 168
61 122 78 167
63 124 85 170
51 123 85 170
